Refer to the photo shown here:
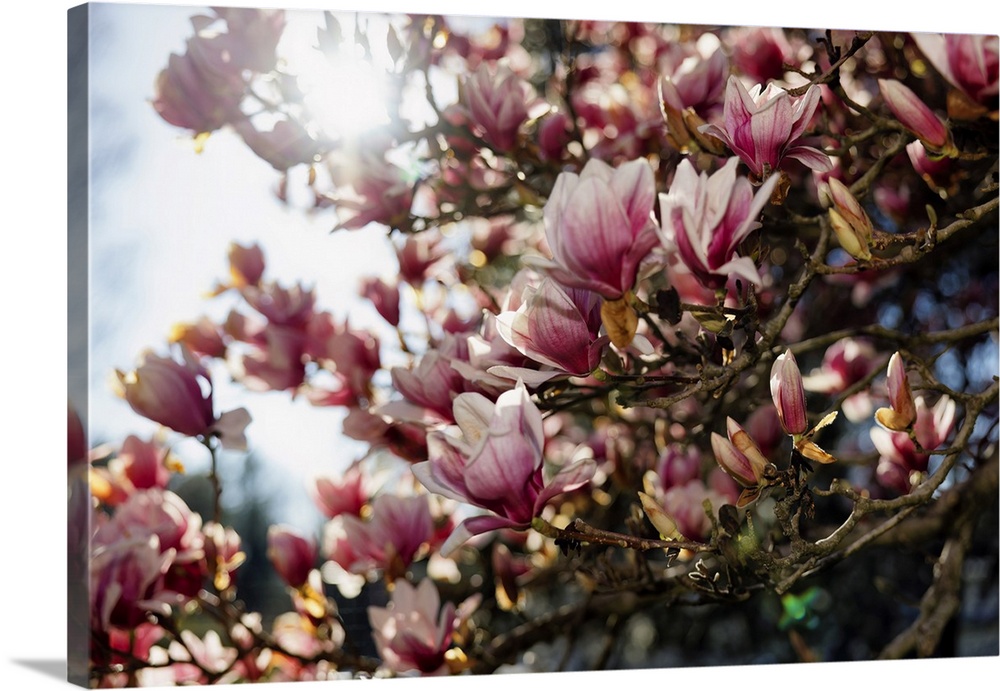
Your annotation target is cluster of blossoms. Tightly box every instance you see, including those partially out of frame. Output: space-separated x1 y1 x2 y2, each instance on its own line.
77 7 998 685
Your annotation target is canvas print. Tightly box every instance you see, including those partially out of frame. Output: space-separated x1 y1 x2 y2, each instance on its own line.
68 2 999 687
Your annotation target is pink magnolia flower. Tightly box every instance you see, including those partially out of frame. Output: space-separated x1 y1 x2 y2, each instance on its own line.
242 281 316 327
872 395 956 494
202 521 244 591
90 534 176 632
209 241 266 295
115 349 251 450
726 26 798 85
464 64 530 152
658 157 777 290
304 317 381 405
534 158 658 300
771 350 808 436
267 525 317 589
326 494 436 577
228 242 265 286
655 444 702 490
101 489 207 598
152 44 243 135
493 278 609 386
412 382 596 554
658 35 729 153
360 277 401 327
163 629 240 684
395 230 449 286
390 335 471 422
877 79 956 155
659 35 728 120
238 325 307 393
114 435 172 492
312 464 369 519
448 317 531 397
169 316 227 359
367 578 470 675
701 76 832 180
912 33 999 106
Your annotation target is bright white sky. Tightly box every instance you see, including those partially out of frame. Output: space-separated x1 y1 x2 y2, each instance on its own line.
86 4 408 527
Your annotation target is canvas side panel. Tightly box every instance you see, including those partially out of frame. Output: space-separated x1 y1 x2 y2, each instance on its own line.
67 3 91 687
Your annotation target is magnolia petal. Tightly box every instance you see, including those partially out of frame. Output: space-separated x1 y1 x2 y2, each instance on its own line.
213 407 252 451
464 433 539 503
486 365 564 387
714 255 764 287
698 122 735 152
783 145 834 173
711 431 756 487
787 84 823 143
704 157 740 234
609 158 656 234
413 442 470 504
726 417 770 480
452 392 497 446
930 396 957 445
750 90 794 170
534 456 597 512
440 515 520 557
731 171 779 245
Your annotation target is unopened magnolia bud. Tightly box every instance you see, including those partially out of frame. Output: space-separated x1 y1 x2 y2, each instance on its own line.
830 209 873 261
770 350 808 436
875 352 917 431
639 492 682 541
878 79 957 157
825 178 873 260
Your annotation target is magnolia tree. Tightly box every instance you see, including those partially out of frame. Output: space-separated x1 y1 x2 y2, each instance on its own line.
72 7 999 686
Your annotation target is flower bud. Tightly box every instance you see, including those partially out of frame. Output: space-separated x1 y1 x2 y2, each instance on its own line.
228 242 265 288
711 421 770 508
464 65 529 152
878 79 957 156
825 178 873 261
713 419 770 485
114 350 215 438
267 525 316 589
770 350 808 436
638 491 682 541
875 351 917 431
